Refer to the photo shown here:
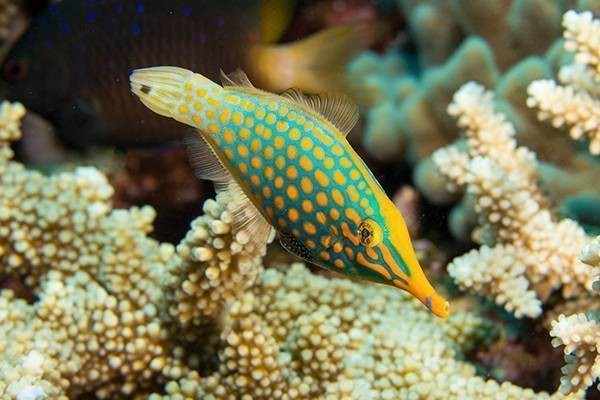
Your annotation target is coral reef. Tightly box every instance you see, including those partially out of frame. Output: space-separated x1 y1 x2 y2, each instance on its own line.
0 100 266 398
349 0 566 162
0 101 183 398
433 82 597 319
151 263 575 400
1 2 600 397
527 10 600 155
348 3 600 223
0 99 582 398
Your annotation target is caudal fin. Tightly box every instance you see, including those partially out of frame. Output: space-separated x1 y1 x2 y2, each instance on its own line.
248 21 385 93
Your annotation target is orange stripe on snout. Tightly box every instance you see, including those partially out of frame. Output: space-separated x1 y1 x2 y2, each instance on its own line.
365 247 378 260
356 253 391 280
379 244 409 280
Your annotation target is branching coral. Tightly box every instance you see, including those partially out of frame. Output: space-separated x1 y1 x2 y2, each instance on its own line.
0 100 267 398
549 237 599 394
527 10 600 155
151 263 577 400
0 102 184 398
432 83 598 318
163 192 268 341
349 0 575 164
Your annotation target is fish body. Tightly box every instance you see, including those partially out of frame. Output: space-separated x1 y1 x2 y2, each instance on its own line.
130 66 449 318
2 0 376 146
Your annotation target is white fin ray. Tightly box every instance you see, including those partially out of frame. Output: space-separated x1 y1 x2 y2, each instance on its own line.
220 69 256 88
182 132 231 184
219 181 275 245
280 88 359 136
183 131 275 246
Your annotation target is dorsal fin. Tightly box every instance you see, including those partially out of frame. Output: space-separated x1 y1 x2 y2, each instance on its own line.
220 69 256 88
280 88 359 136
183 132 274 246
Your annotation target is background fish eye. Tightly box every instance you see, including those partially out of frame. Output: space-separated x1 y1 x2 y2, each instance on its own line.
3 58 28 81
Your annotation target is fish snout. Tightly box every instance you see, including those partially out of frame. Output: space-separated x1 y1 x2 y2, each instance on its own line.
403 278 450 319
130 67 193 119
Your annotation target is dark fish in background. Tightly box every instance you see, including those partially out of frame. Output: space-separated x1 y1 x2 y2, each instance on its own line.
1 0 379 147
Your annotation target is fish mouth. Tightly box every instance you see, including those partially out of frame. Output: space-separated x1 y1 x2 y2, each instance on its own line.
399 278 450 318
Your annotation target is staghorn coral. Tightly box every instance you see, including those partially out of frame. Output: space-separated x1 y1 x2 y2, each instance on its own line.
151 263 577 400
432 82 598 318
549 237 599 394
0 100 267 398
527 10 600 155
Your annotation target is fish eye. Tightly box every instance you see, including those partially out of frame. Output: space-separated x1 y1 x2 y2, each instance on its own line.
3 58 29 81
357 219 382 247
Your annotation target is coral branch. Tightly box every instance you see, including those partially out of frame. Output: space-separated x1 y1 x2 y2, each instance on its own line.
164 193 268 339
550 313 599 393
434 83 597 318
527 10 600 154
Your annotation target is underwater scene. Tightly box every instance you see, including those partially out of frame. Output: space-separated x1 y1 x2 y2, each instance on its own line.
0 0 598 399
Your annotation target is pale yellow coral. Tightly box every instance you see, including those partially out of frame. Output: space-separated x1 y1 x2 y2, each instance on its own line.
562 10 600 79
151 263 576 400
448 244 542 318
0 102 186 398
0 99 275 398
527 10 600 154
0 101 25 171
581 235 600 267
433 83 597 318
163 193 268 341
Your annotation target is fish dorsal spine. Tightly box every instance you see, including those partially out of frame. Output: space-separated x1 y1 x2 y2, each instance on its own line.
279 88 359 137
220 68 359 137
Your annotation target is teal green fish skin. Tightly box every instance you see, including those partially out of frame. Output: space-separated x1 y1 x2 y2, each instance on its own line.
195 89 411 282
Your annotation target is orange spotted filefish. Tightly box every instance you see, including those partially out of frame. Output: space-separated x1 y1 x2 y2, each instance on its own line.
130 66 450 318
1 0 379 147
